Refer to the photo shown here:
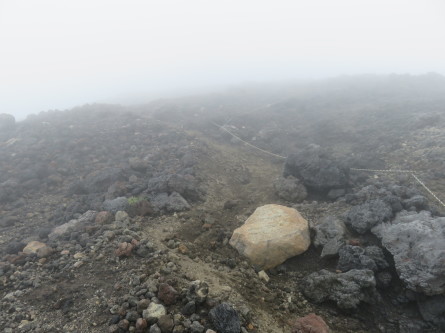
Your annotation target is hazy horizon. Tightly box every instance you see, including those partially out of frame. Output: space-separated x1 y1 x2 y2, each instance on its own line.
1 0 445 119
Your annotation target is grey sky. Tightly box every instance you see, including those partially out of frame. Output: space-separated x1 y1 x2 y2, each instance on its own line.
1 0 445 119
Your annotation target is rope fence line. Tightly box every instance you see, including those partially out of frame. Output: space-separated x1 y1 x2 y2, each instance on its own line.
212 121 445 208
211 121 287 159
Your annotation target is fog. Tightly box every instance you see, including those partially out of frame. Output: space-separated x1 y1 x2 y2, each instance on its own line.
1 0 445 119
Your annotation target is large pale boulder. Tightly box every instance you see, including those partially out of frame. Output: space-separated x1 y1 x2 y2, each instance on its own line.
229 204 310 270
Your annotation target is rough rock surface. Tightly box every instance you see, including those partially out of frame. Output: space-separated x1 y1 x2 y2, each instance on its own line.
345 199 392 234
292 313 331 333
337 245 388 272
273 176 307 202
377 211 445 295
209 303 241 333
313 216 346 258
229 204 310 270
283 145 349 192
301 269 377 309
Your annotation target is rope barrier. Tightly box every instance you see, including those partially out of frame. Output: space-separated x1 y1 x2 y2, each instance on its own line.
211 121 286 159
211 121 445 208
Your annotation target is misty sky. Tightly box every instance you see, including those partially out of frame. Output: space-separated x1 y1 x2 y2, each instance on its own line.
1 0 445 119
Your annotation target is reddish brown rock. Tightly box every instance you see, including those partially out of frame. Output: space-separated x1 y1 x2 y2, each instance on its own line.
95 211 113 225
292 313 330 333
158 283 178 305
135 318 147 332
115 242 134 257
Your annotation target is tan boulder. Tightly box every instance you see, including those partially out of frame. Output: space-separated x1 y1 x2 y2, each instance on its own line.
229 204 310 270
23 241 53 258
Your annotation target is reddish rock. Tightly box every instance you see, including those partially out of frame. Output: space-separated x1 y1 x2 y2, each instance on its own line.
115 242 134 257
135 318 147 332
95 211 113 225
292 313 330 333
157 314 174 332
158 283 178 305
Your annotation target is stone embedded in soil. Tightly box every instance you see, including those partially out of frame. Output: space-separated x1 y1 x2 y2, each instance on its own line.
229 204 310 270
209 303 241 333
115 242 135 257
301 269 377 310
22 241 53 258
292 313 330 333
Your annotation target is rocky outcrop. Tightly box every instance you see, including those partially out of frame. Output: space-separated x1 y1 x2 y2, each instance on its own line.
301 269 377 309
337 245 388 272
313 216 346 258
345 199 392 234
273 176 307 202
230 204 310 270
376 211 445 295
283 145 349 193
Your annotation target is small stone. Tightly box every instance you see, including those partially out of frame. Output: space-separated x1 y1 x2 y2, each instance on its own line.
258 270 270 283
135 318 148 332
143 303 166 324
137 299 150 313
158 315 174 332
190 320 205 333
209 303 241 333
73 261 84 268
158 283 178 305
149 324 162 333
95 211 113 224
115 242 135 257
182 301 196 316
292 313 330 333
178 243 189 254
73 252 85 259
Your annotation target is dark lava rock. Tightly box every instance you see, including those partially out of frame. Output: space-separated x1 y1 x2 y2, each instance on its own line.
313 216 346 258
5 241 26 254
376 211 445 295
337 245 388 272
151 192 190 212
38 227 52 239
182 301 196 316
84 167 125 194
209 303 241 333
147 173 204 202
345 199 392 234
301 269 377 310
283 145 349 193
273 176 307 202
102 197 130 214
417 295 445 330
403 195 429 211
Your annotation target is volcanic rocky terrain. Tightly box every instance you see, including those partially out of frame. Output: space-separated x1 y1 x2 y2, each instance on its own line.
1 75 445 333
